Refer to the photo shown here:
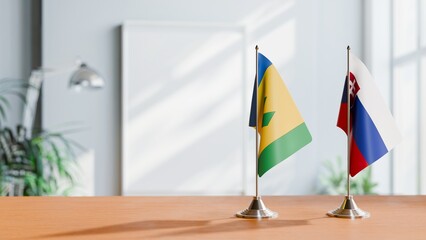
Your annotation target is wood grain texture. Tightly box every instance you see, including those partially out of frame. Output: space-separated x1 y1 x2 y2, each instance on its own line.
0 196 425 239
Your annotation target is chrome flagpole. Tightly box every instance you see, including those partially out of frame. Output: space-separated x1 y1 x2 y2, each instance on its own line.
327 46 369 219
256 44 259 199
347 45 351 199
236 45 277 219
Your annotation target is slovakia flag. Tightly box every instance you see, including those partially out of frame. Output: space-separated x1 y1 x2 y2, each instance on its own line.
337 53 401 177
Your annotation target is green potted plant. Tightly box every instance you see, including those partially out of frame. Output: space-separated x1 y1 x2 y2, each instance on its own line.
317 156 378 195
0 79 80 196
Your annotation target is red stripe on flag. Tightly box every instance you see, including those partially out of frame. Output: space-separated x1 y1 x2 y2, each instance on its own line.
350 137 369 177
337 103 348 134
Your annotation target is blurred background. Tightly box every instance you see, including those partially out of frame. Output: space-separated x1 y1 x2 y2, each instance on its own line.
0 0 424 196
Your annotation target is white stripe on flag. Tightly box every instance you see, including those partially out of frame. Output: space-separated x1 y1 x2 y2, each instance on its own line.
350 53 402 150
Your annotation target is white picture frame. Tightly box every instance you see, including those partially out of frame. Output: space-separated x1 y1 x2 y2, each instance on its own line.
121 21 249 195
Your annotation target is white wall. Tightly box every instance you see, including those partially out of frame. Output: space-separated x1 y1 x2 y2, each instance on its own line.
0 0 32 127
42 0 363 195
365 0 426 195
314 0 364 193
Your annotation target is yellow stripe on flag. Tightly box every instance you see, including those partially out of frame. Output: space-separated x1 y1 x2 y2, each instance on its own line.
257 65 304 153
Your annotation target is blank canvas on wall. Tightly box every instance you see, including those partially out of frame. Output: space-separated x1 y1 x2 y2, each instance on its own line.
121 21 247 195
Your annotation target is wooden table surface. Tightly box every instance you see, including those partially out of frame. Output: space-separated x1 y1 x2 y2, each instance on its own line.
0 196 425 239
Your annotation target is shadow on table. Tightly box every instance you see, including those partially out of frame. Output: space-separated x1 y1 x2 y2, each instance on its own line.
152 218 312 238
36 217 318 239
36 220 210 238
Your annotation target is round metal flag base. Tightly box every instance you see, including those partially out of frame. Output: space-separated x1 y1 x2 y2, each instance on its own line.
236 196 278 219
327 195 370 219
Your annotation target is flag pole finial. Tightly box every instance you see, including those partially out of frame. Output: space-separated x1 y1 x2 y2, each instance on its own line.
347 45 351 51
255 45 259 50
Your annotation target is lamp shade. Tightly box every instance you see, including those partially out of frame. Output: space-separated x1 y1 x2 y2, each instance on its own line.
69 63 104 90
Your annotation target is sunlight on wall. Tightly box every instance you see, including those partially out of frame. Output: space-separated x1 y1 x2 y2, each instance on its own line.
73 149 95 196
242 0 294 30
393 0 417 58
123 25 245 195
172 31 243 80
393 62 418 194
257 19 295 68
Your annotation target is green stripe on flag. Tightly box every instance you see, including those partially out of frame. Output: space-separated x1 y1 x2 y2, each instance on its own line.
258 122 312 177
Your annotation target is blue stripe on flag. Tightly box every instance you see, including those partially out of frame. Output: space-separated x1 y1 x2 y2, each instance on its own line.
352 97 388 164
257 53 272 86
340 77 348 103
249 78 257 127
249 53 272 127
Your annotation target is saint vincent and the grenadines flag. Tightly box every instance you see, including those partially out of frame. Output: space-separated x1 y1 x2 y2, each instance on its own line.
249 53 312 177
337 53 401 177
